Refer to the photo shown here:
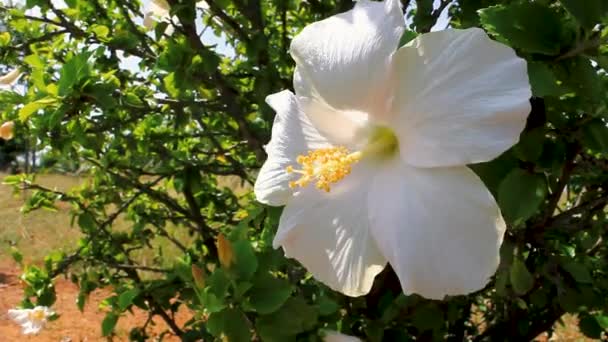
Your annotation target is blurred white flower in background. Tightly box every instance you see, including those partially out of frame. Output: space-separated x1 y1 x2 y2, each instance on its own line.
7 306 54 335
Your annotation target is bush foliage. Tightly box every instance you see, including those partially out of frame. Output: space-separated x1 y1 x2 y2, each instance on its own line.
1 0 607 340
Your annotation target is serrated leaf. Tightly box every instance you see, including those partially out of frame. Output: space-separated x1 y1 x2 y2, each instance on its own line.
510 258 534 295
479 3 564 55
498 169 547 224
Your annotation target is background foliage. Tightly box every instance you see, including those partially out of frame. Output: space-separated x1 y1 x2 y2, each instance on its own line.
1 0 607 340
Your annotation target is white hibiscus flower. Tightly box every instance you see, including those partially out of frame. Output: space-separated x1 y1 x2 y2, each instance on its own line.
142 0 209 34
7 306 54 335
254 0 531 300
322 330 362 342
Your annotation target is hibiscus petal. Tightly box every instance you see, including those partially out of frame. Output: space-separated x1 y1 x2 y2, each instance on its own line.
7 309 29 324
368 161 506 300
291 0 404 113
275 163 386 296
323 331 362 342
254 91 331 206
391 28 531 167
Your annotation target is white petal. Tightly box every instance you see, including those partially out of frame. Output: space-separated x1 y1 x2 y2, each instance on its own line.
368 162 505 300
254 91 331 206
0 69 22 86
143 13 156 29
7 309 29 324
323 331 362 342
298 96 369 148
23 321 43 335
391 28 531 167
149 0 170 17
275 163 386 296
291 0 404 113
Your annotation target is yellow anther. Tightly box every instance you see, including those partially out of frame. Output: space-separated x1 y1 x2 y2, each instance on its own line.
285 146 361 192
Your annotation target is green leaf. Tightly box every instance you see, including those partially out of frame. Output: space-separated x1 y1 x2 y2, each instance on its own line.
206 308 251 342
411 303 444 331
247 274 293 314
90 24 110 39
510 258 534 295
0 32 10 46
579 313 603 339
561 261 593 284
118 288 140 311
581 119 608 154
528 62 563 97
101 312 119 337
77 212 97 231
513 129 545 162
498 169 547 224
479 3 564 55
232 240 258 280
560 0 608 29
595 315 608 329
398 29 418 47
256 297 318 342
18 97 57 122
58 53 92 96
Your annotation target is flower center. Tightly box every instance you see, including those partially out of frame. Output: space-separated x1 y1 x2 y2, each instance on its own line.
288 146 362 192
28 309 45 322
287 126 399 192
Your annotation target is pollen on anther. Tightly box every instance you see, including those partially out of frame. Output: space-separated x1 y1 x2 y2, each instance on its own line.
285 146 361 193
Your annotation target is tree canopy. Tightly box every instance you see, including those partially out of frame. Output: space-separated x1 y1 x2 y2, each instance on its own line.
1 0 608 340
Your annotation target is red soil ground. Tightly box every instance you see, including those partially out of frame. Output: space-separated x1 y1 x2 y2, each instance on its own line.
0 261 191 341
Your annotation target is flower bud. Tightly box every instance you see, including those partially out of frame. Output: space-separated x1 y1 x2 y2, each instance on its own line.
191 264 206 289
216 233 234 269
0 121 15 140
0 69 21 86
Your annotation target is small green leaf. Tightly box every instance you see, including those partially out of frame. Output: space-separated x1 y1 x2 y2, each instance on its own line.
232 240 258 280
581 119 608 154
528 62 563 97
255 297 318 342
513 129 545 162
18 97 57 122
78 212 97 231
101 312 119 337
498 169 547 224
90 24 110 39
247 274 293 314
561 261 593 284
398 29 418 47
118 288 140 311
0 32 10 46
510 258 534 295
579 313 603 339
206 308 251 342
